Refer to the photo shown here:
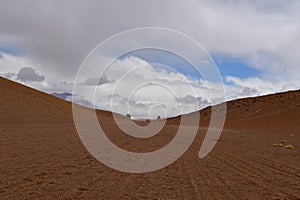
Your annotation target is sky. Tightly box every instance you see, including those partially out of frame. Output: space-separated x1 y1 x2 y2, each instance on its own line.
0 0 300 119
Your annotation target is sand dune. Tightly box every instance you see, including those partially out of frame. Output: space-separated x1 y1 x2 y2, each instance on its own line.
0 77 299 199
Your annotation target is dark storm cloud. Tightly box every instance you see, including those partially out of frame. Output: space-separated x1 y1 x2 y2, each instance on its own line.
16 67 45 82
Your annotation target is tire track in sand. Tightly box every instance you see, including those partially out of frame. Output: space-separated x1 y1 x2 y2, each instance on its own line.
208 155 298 199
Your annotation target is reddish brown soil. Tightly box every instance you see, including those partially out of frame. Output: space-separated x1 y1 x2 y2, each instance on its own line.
0 77 299 199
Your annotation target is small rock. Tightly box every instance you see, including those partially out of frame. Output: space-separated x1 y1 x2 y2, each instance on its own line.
285 144 294 149
273 143 283 147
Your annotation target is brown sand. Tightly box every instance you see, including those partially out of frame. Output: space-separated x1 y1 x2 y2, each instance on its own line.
0 77 299 199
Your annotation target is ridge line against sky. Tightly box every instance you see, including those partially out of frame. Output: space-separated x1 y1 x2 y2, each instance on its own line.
0 0 300 118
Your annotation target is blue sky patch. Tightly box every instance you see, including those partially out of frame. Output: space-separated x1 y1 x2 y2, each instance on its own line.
0 46 22 56
120 48 203 80
211 52 260 79
120 49 261 84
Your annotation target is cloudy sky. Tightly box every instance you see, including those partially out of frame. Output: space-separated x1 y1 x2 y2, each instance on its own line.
0 0 300 119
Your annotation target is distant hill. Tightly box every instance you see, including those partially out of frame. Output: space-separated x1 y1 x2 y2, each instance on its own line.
51 92 72 100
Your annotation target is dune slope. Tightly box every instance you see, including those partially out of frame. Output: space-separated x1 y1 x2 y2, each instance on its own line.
0 77 299 199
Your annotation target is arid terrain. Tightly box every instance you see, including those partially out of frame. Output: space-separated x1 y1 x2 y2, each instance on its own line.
0 76 299 199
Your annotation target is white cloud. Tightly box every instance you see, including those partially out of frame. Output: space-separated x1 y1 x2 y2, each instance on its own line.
82 75 112 86
226 75 300 99
72 56 228 118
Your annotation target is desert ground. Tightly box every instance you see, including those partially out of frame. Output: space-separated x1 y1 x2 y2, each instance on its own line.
0 76 299 199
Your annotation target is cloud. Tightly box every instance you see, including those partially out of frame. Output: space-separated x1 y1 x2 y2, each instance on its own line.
0 72 15 79
16 67 45 82
178 95 201 104
66 94 94 108
281 84 299 92
0 0 299 83
82 75 112 86
109 97 169 119
226 75 300 97
240 87 259 97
